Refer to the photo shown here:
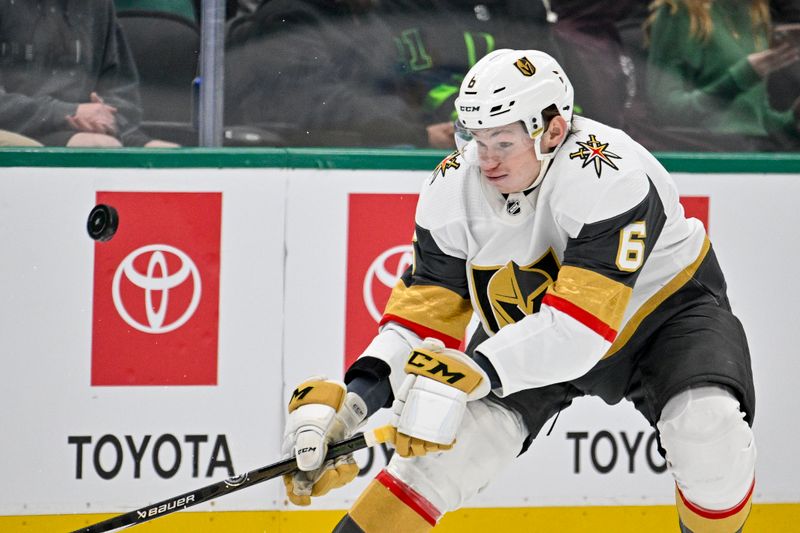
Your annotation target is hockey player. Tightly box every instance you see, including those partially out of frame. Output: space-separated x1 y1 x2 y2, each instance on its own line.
282 49 756 532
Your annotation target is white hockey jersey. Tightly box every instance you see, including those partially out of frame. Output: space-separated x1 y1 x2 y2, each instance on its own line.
369 117 709 398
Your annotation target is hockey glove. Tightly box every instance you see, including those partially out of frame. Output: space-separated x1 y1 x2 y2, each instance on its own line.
281 378 367 506
390 338 490 457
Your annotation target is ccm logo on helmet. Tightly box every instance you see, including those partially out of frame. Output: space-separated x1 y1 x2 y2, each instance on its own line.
407 350 466 384
459 105 480 112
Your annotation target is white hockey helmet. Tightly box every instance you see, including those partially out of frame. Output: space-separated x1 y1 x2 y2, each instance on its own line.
455 49 574 157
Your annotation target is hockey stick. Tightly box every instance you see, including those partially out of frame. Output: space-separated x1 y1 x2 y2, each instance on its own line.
70 425 395 533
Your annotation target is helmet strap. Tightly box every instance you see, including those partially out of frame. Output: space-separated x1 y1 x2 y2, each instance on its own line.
529 121 568 189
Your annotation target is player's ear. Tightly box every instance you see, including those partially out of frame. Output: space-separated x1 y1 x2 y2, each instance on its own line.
543 115 568 149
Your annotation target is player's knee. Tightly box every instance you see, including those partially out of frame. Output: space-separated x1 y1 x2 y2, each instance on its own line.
386 399 526 513
658 385 756 510
67 132 122 147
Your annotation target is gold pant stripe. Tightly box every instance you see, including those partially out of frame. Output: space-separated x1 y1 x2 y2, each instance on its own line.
349 478 435 533
604 237 711 359
676 483 753 533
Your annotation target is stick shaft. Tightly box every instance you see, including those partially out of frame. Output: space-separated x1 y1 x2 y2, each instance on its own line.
71 428 385 533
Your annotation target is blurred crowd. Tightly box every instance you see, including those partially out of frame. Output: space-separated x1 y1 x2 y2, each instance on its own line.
1 0 799 151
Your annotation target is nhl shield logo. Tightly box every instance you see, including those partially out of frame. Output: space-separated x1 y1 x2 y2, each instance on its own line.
514 57 536 77
505 198 521 215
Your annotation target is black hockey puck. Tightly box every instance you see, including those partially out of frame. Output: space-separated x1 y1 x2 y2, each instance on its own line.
87 204 119 241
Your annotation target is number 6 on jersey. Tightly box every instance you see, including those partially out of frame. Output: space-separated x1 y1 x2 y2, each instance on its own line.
617 221 647 272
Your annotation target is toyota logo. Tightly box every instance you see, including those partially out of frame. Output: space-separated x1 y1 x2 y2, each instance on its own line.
363 245 413 322
112 244 202 334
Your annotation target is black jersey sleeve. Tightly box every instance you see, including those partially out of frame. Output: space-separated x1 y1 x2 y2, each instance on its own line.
380 224 472 348
543 177 666 342
564 176 666 286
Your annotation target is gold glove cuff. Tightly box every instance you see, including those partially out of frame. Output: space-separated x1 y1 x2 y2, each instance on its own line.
404 348 483 394
288 380 346 413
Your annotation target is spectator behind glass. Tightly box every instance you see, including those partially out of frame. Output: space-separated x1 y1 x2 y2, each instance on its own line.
0 0 177 147
0 129 42 146
380 0 560 149
231 0 261 17
767 0 800 111
226 0 559 148
225 0 429 147
548 0 639 129
644 0 800 151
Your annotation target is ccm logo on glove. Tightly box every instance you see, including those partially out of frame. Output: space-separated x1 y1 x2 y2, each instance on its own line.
292 386 314 402
405 348 483 394
297 447 317 454
282 379 368 506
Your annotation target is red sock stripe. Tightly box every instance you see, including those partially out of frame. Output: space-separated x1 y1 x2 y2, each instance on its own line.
376 469 441 526
542 293 617 343
380 314 462 349
678 478 755 520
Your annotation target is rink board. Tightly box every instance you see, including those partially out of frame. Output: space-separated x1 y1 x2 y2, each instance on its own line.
4 503 800 532
0 149 798 531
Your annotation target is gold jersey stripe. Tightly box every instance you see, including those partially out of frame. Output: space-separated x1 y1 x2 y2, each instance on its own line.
349 478 435 533
603 237 711 359
546 265 632 332
383 281 472 342
676 484 753 533
288 381 344 413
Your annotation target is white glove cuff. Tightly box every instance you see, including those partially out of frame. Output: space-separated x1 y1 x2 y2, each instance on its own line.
362 325 422 394
337 392 369 434
398 376 468 445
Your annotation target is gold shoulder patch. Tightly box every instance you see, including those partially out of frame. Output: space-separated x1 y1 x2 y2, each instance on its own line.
430 150 461 184
569 134 622 178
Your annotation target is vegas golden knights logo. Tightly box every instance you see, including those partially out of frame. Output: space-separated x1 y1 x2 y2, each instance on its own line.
514 57 536 77
569 134 622 178
471 248 560 333
431 150 461 184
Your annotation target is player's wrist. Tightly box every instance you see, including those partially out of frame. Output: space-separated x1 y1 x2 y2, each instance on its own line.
345 357 394 414
337 392 369 434
472 350 502 390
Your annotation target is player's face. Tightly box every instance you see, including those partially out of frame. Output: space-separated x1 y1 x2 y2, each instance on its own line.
471 122 540 194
